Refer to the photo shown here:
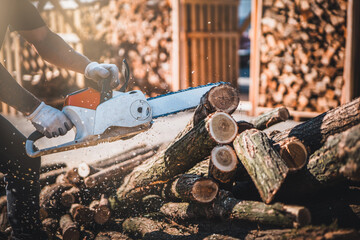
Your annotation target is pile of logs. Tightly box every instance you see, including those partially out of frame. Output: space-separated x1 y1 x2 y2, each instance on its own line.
259 0 347 112
0 84 359 239
20 42 79 107
79 0 173 97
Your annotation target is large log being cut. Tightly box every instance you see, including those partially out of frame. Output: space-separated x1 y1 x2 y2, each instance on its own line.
113 111 238 209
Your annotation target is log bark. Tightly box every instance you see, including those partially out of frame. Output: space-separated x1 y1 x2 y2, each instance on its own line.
163 174 219 203
250 107 290 130
60 214 80 240
40 168 67 187
115 112 238 206
237 121 255 134
96 231 133 240
40 183 73 219
245 227 359 240
91 144 157 169
209 145 238 183
84 151 155 189
233 129 289 203
160 191 311 228
122 217 192 239
61 187 81 208
271 98 360 154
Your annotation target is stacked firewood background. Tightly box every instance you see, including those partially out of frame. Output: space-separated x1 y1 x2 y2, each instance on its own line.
1 84 359 239
259 0 347 112
21 0 173 103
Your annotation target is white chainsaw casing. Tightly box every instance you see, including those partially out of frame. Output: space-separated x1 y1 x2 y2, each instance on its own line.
63 90 152 141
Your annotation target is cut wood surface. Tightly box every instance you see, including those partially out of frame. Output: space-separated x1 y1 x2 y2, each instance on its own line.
89 194 111 225
278 137 308 171
69 203 94 226
233 129 289 203
250 107 290 130
209 145 238 183
164 174 219 203
115 112 238 205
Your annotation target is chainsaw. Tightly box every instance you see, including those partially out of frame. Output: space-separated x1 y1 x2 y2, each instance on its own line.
26 59 222 158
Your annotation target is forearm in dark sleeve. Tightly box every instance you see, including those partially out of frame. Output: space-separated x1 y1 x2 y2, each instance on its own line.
0 64 41 115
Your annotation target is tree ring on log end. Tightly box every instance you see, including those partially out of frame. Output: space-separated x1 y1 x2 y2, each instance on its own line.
280 139 308 171
208 85 240 112
208 112 238 144
211 145 238 172
283 205 311 228
192 179 219 203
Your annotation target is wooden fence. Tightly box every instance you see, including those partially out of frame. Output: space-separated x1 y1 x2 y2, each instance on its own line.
176 0 240 90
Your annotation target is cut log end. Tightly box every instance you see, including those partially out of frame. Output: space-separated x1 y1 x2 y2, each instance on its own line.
208 84 240 113
208 112 238 144
211 145 238 172
279 139 308 171
84 177 96 188
94 205 111 225
192 179 219 203
283 205 311 228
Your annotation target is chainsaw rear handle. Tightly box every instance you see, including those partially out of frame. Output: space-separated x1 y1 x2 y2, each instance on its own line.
25 131 46 158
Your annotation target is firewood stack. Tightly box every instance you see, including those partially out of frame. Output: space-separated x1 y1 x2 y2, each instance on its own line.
0 84 359 239
79 0 173 97
259 0 347 112
20 42 78 108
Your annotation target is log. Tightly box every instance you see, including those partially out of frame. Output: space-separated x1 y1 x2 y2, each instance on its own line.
40 162 67 174
95 231 132 240
172 84 240 143
237 121 255 134
64 168 82 186
78 163 100 178
277 137 308 171
70 204 94 225
61 187 81 208
42 218 59 238
277 124 360 199
160 190 311 228
91 144 155 169
233 129 289 203
193 83 240 126
40 168 66 187
40 183 73 218
114 112 238 208
89 194 111 225
250 107 290 130
122 217 192 239
84 150 155 189
60 214 80 240
245 227 360 240
271 98 360 154
209 145 238 184
163 174 219 203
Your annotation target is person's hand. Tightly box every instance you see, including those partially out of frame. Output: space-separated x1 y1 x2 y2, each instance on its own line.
85 62 120 89
26 102 73 138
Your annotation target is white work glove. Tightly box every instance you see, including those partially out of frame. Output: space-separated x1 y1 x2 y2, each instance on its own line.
26 102 73 138
85 62 120 89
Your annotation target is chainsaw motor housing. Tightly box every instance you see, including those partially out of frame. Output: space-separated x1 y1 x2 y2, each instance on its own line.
63 88 153 141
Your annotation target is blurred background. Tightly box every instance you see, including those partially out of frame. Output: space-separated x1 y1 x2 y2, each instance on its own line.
0 0 358 121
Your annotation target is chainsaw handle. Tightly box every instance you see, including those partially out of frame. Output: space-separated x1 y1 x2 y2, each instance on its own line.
25 131 45 158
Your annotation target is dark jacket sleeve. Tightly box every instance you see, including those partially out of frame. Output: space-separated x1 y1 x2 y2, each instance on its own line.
9 0 46 32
